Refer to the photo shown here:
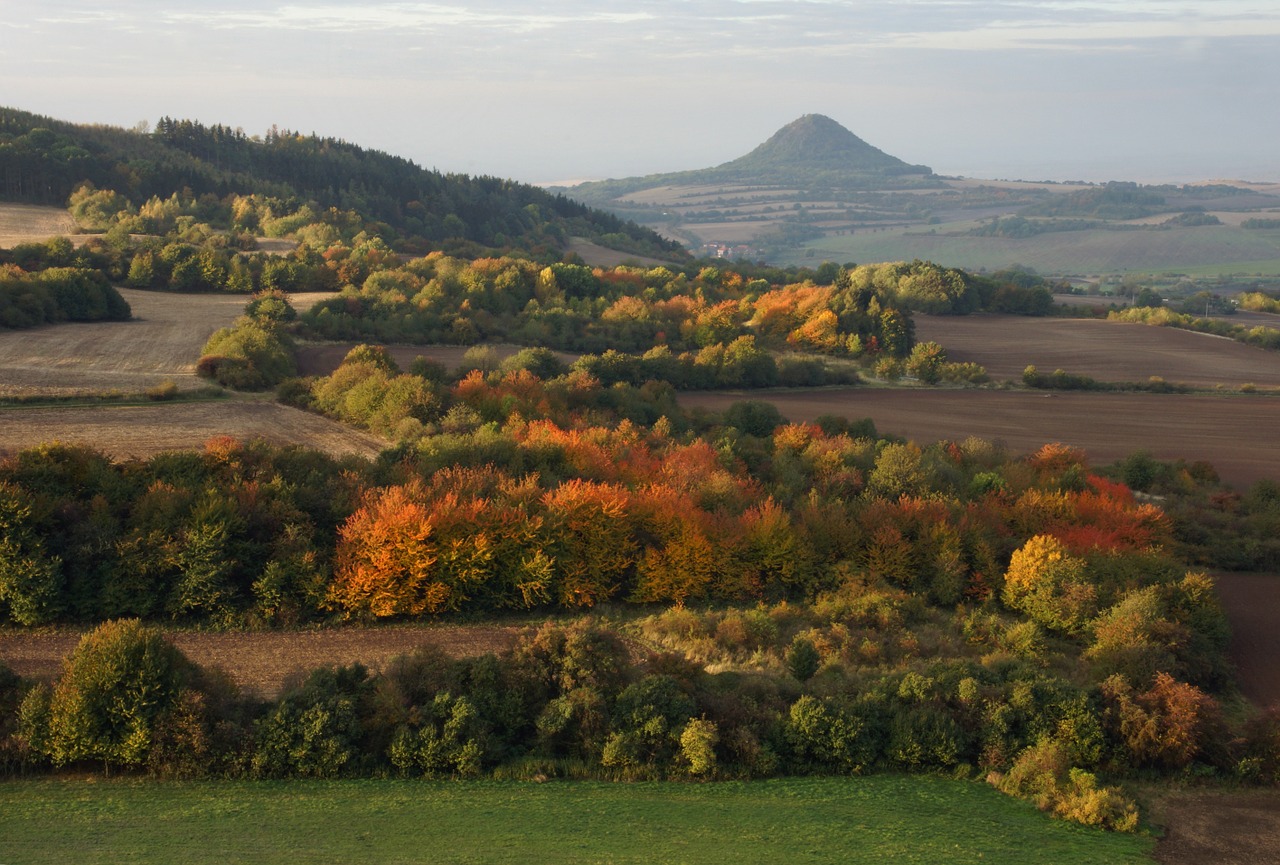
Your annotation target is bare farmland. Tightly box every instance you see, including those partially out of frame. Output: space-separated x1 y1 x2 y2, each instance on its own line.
914 314 1280 389
0 401 386 461
0 288 335 396
0 624 520 698
680 388 1280 490
0 203 78 248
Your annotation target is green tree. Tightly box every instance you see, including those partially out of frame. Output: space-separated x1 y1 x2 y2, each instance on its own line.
38 620 196 767
0 482 63 625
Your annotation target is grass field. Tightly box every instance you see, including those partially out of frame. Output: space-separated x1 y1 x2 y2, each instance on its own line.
0 776 1154 865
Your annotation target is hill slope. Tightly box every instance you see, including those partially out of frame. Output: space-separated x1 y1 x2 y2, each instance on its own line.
0 106 685 259
718 113 931 178
570 114 934 202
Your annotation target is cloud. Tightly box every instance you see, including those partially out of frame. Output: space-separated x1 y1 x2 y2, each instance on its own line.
162 4 655 33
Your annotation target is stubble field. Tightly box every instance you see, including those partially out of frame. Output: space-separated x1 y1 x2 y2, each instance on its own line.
0 287 334 397
0 401 387 461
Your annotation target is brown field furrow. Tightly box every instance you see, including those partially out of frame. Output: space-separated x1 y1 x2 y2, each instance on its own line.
0 625 520 698
679 388 1280 489
915 314 1280 388
1212 572 1280 708
1151 788 1280 865
0 401 387 461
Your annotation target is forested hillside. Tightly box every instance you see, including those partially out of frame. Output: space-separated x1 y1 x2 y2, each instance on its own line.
0 107 684 258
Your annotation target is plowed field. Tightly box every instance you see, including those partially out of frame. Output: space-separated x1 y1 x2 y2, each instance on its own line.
915 314 1280 389
0 624 519 698
679 388 1280 490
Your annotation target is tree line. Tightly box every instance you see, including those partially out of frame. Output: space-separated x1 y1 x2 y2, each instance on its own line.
0 107 682 257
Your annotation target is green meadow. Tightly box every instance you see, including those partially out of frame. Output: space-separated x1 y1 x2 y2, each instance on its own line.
0 776 1154 865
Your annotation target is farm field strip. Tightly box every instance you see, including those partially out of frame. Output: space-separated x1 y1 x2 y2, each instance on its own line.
0 289 336 396
0 401 387 462
0 624 519 698
0 776 1155 865
679 388 1280 490
913 314 1280 388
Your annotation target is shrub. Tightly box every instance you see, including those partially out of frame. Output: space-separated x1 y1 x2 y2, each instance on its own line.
252 664 372 778
992 739 1138 831
33 619 197 768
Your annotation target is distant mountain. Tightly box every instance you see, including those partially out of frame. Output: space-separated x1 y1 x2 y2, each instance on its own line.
717 114 930 178
0 106 685 259
568 114 933 201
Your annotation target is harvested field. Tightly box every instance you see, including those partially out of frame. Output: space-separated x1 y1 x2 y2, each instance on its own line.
0 203 78 248
914 314 1280 389
0 401 386 461
565 236 677 269
1149 787 1280 865
1213 572 1280 708
0 624 520 698
0 288 244 395
679 388 1280 489
295 341 579 378
0 288 336 396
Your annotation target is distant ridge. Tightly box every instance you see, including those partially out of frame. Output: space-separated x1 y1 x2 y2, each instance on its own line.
717 114 931 178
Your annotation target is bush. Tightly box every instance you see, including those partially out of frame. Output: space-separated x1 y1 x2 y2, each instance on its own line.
992 739 1138 831
252 664 372 778
32 619 197 768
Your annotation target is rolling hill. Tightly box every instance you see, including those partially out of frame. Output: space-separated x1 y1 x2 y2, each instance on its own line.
0 106 686 260
564 115 1280 276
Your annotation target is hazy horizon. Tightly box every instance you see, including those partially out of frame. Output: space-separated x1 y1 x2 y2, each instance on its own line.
4 1 1278 187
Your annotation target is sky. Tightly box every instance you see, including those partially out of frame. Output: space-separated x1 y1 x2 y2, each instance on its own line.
2 1 1278 185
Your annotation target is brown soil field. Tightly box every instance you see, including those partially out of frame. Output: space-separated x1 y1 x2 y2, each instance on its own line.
1213 572 1280 708
0 288 246 396
0 288 336 397
0 203 78 248
679 388 1280 490
1149 787 1280 865
0 401 386 461
0 624 520 698
914 315 1280 389
565 237 676 269
295 342 580 378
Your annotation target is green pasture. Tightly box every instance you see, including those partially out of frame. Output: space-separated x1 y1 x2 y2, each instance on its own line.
785 225 1280 277
0 775 1154 864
